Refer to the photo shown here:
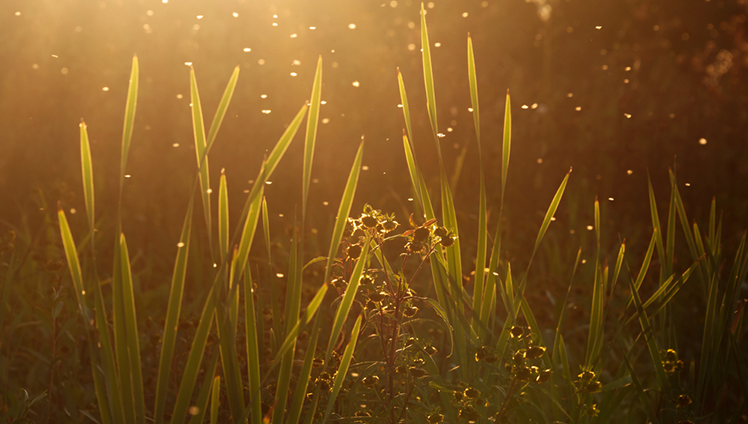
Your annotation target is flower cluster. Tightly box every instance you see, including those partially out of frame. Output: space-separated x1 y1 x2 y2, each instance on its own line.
503 326 552 384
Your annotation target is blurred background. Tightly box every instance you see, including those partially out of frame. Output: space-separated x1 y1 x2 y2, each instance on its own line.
1 0 747 275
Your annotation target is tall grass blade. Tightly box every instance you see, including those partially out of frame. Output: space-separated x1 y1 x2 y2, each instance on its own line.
243 263 263 424
187 350 220 424
619 344 661 424
190 67 213 244
120 55 138 189
79 122 95 233
322 315 363 423
154 202 193 424
323 139 364 284
302 56 323 223
219 171 229 263
326 241 369 360
118 234 145 424
286 323 321 424
586 198 604 367
647 175 666 284
210 376 220 424
420 3 440 159
205 66 240 154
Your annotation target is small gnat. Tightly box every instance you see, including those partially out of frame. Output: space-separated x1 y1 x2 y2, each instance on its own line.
196 15 203 19
206 188 212 194
184 62 192 66
290 33 297 38
408 44 416 51
624 113 632 118
608 197 614 201
176 94 183 99
685 183 691 187
531 103 538 109
434 42 441 47
625 66 631 71
595 26 602 30
177 242 185 247
462 12 468 17
260 94 267 98
407 198 414 202
261 109 271 114
290 72 297 76
292 60 301 65
397 104 403 108
172 143 179 147
698 138 707 145
586 225 594 231
575 106 582 111
348 23 357 29
447 127 453 132
102 87 109 91
437 133 446 138
522 105 529 109
124 174 131 178
322 118 330 124
309 26 316 30
320 100 327 104
362 165 369 171
550 217 556 221
276 273 284 278
265 181 273 185
352 81 360 87
243 47 251 52
567 92 574 98
272 23 278 27
232 12 239 17
81 290 86 295
70 208 77 214
323 201 329 206
15 11 21 16
627 170 633 175
468 107 474 112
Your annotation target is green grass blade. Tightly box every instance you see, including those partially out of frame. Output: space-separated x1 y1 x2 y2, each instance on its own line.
79 122 95 234
57 208 87 317
210 376 220 424
552 247 582 365
215 293 245 421
273 220 302 423
647 174 666 282
420 3 440 159
120 55 138 188
205 66 240 154
243 263 263 424
286 323 321 424
397 70 414 146
219 171 229 263
619 344 661 424
623 230 658 313
154 202 193 424
322 315 363 423
323 139 364 284
190 67 212 244
625 249 671 394
302 56 323 223
500 92 511 202
467 34 487 336
118 234 145 424
586 198 604 367
609 242 626 302
326 241 369 361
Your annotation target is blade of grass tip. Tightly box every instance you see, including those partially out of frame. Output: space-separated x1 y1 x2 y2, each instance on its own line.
79 122 95 236
272 218 302 424
586 199 604 367
186 350 219 424
500 92 511 205
401 133 424 214
219 171 229 264
323 139 364 285
243 263 263 424
326 240 369 361
154 202 193 424
420 3 440 161
609 243 625 304
622 230 657 314
119 55 138 190
517 169 570 299
57 208 87 318
467 34 488 336
204 66 240 155
302 56 323 223
665 183 676 278
286 322 321 424
118 234 145 424
190 66 213 246
618 343 661 424
322 314 363 423
210 376 220 424
397 69 414 145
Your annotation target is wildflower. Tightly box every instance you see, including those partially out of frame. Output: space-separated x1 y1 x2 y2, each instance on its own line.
332 278 347 290
459 406 480 422
362 375 379 387
585 403 600 417
395 364 408 374
403 305 419 317
346 244 362 259
677 394 692 407
514 366 532 381
475 346 490 362
368 291 387 302
382 219 399 232
584 381 602 393
361 214 379 229
526 345 546 359
412 227 430 243
312 358 324 368
408 367 428 378
427 412 444 423
406 240 425 254
510 325 524 339
535 369 552 383
423 344 437 355
463 387 480 399
513 350 526 364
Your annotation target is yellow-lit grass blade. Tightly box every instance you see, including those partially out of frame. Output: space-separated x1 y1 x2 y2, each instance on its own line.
80 122 95 234
322 315 362 423
467 34 487 336
57 208 89 346
326 241 369 361
420 3 440 159
119 234 145 424
622 231 657 313
401 134 435 221
154 202 193 424
232 104 308 277
216 288 244 418
287 323 321 424
669 169 709 286
647 175 666 282
243 264 263 424
609 242 626 302
205 66 240 154
210 376 220 424
190 67 212 243
272 221 302 424
479 93 512 336
219 171 229 263
439 167 463 305
322 139 364 284
625 240 672 395
186 351 219 424
665 183 677 278
120 55 138 188
302 56 323 222
552 247 582 365
585 198 604 368
397 70 414 146
516 169 571 299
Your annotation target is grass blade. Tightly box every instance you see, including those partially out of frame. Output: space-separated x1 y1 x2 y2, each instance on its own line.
205 66 240 154
302 56 323 223
118 234 145 424
187 350 220 424
189 67 212 245
243 262 263 424
326 240 369 361
79 122 95 234
323 139 364 284
322 315 363 423
210 376 220 424
286 323 321 424
154 202 193 424
120 55 138 189
219 171 229 263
